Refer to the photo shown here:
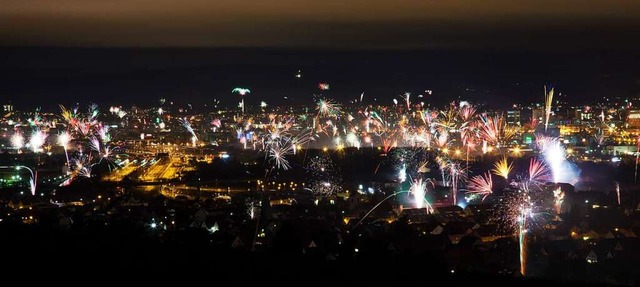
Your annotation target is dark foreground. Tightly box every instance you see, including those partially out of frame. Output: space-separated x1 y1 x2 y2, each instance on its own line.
2 225 610 286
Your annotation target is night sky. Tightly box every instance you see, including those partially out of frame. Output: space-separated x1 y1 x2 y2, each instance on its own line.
1 1 639 109
2 0 640 49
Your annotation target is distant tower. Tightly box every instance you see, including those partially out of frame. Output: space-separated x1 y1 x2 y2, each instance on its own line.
3 103 13 113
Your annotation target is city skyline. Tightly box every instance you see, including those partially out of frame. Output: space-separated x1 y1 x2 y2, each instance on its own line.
2 1 640 284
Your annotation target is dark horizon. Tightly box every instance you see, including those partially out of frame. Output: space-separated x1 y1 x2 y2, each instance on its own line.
1 46 639 111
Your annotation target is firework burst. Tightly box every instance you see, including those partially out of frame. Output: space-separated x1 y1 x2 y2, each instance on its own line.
263 129 313 171
528 158 549 183
71 154 94 179
458 104 476 122
492 156 513 181
478 113 515 149
306 155 342 197
316 98 341 118
178 117 198 144
467 172 493 201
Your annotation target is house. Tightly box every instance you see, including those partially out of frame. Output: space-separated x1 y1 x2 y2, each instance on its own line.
464 204 497 224
434 205 467 223
472 224 510 243
444 221 474 244
585 249 598 263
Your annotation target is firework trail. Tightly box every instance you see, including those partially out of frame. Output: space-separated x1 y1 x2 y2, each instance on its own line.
401 92 411 110
418 161 430 173
636 137 640 182
446 160 467 206
544 85 554 133
354 190 415 228
28 173 36 196
518 205 529 275
615 181 621 206
460 126 478 171
355 181 435 228
58 131 72 168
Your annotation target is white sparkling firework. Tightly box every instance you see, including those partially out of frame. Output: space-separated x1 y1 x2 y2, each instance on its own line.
72 154 94 179
410 178 433 211
398 164 407 183
178 117 198 142
29 130 47 152
316 98 341 118
11 133 24 149
306 155 342 197
264 129 313 171
553 187 564 214
539 137 565 183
